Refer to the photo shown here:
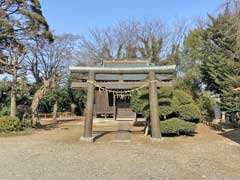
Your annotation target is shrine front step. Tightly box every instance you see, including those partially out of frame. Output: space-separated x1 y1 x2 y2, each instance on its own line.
113 122 131 142
116 108 136 121
116 117 136 121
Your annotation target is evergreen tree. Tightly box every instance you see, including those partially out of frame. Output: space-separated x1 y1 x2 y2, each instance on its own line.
0 0 53 64
200 13 239 94
200 6 240 113
181 29 203 75
176 29 203 98
0 0 53 117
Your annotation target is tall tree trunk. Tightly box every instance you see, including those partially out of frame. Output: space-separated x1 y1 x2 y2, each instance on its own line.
10 67 17 117
10 89 16 117
31 78 54 127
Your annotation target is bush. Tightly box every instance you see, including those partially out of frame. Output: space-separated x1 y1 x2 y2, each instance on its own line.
197 93 216 120
158 105 173 117
21 118 32 129
160 118 197 135
0 116 22 133
173 90 194 105
130 90 146 114
131 87 201 122
0 106 10 116
158 87 173 98
178 104 201 122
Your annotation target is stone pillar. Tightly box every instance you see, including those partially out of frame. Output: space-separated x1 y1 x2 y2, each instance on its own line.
221 111 226 124
113 94 116 120
149 71 162 139
52 102 58 123
70 103 77 116
81 71 95 141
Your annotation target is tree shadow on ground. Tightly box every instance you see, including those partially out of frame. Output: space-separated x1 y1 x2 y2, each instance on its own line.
93 129 146 141
219 128 240 144
37 120 80 131
133 121 146 127
93 126 197 142
133 120 197 137
36 123 59 131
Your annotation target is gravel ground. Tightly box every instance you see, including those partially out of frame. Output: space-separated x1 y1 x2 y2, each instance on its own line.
0 122 239 180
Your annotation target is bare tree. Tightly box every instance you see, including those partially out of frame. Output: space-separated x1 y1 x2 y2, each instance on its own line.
26 34 79 124
26 34 79 83
77 18 188 65
115 19 140 58
137 19 168 63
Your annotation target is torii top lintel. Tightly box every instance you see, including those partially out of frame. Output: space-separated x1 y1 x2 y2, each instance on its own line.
69 65 176 74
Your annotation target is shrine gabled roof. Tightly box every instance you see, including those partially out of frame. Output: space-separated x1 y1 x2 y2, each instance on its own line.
95 74 174 81
100 59 152 68
234 87 240 91
96 74 147 81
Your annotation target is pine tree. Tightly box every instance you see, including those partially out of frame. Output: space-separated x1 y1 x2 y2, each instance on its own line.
200 7 240 113
0 0 53 64
0 0 53 117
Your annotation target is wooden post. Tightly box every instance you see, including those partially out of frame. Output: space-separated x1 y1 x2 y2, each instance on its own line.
82 71 95 140
149 71 162 139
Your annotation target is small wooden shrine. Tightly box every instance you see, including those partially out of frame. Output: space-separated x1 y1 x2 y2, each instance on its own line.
70 59 176 141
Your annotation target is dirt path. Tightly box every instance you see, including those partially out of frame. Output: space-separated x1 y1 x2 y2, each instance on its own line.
0 122 239 180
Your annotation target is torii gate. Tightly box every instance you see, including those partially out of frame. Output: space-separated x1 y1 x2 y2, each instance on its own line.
70 65 176 142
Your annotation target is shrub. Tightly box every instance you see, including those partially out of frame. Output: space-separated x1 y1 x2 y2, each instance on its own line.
173 90 194 105
21 118 32 129
197 93 216 120
178 104 201 122
0 116 22 133
158 105 173 117
160 118 197 135
158 87 173 98
131 87 201 121
0 106 10 116
130 91 145 114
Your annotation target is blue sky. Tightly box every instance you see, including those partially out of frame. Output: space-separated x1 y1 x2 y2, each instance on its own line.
40 0 225 34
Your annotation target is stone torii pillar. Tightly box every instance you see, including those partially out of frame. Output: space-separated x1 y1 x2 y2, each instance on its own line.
148 71 162 139
81 71 95 142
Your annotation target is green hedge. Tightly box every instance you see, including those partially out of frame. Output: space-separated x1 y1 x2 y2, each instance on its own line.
0 116 22 133
160 118 197 135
